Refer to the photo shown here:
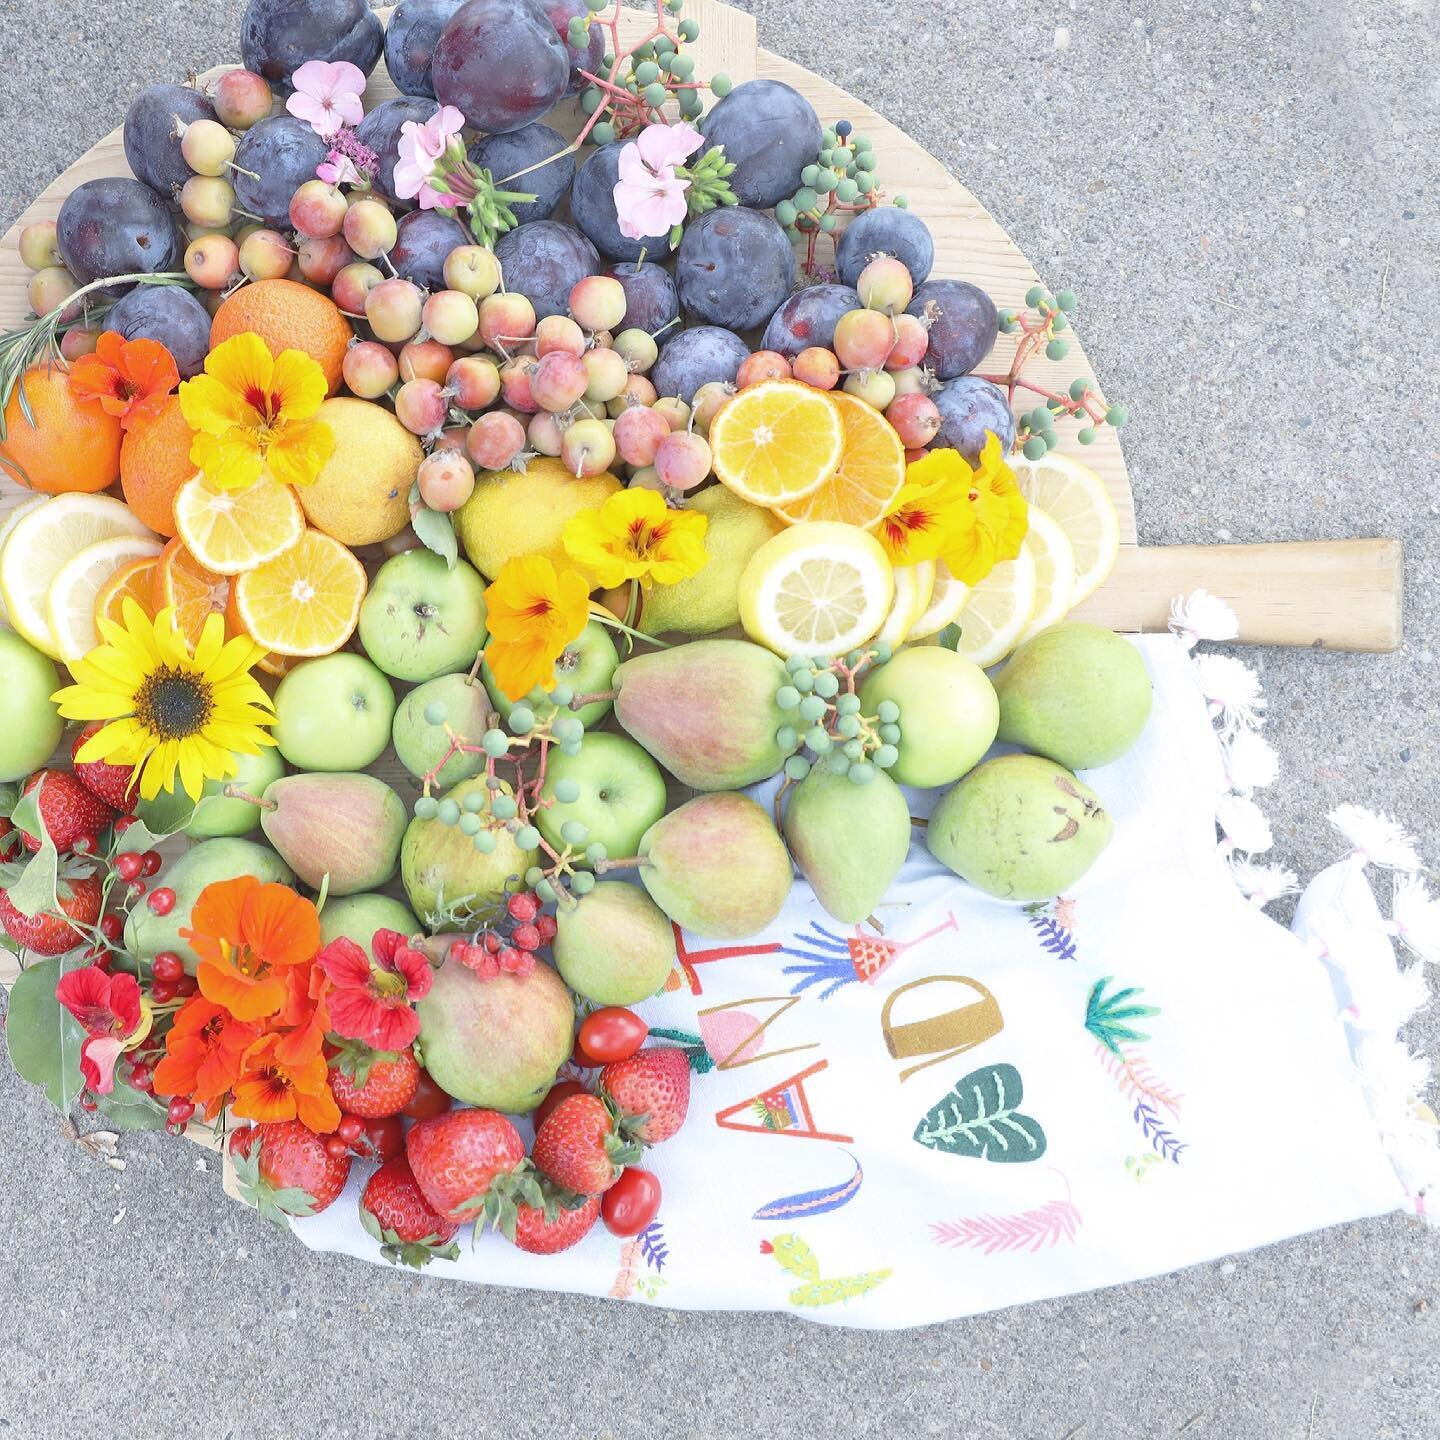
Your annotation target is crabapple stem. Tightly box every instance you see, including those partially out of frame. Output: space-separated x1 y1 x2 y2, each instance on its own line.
221 786 275 810
568 688 620 709
593 854 647 874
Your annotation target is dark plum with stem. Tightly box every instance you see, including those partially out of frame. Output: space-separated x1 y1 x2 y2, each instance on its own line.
105 286 213 379
432 0 570 134
761 283 859 358
650 326 749 402
907 279 999 380
698 78 822 209
123 84 218 198
356 96 441 202
494 221 600 321
232 117 330 229
835 206 935 288
384 0 465 96
932 376 1017 463
606 261 679 335
675 207 796 333
56 179 182 292
391 210 472 292
468 123 574 226
240 0 384 91
568 144 646 264
538 0 605 94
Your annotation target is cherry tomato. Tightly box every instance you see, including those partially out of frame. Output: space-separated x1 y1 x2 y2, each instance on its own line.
577 1007 648 1065
601 1167 662 1237
356 1114 404 1164
400 1068 452 1120
533 1079 585 1131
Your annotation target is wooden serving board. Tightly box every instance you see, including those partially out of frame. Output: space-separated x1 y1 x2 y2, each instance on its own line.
0 0 1402 650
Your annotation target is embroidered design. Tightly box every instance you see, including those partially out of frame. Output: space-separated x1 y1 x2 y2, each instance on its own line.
881 973 1004 1082
760 1233 890 1309
1096 1045 1184 1117
751 1151 864 1220
913 1062 1047 1163
714 1060 853 1143
672 924 783 995
1024 897 1078 961
1132 1100 1188 1164
696 996 820 1071
930 1172 1080 1253
781 913 960 1000
1084 977 1159 1055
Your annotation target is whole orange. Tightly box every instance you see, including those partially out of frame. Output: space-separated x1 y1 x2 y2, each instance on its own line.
120 394 196 536
0 367 122 494
210 278 352 394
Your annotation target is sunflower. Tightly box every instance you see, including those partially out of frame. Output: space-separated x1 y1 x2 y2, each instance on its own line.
52 597 277 802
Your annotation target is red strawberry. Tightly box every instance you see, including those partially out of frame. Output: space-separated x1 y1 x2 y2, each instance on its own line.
406 1109 530 1231
233 1119 351 1225
0 869 104 955
533 1093 641 1195
20 770 116 853
512 1189 601 1255
359 1157 461 1268
328 1044 420 1118
70 724 138 812
600 1047 691 1145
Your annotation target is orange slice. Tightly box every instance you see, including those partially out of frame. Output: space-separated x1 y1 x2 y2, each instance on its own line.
173 474 304 576
223 587 300 678
233 529 368 657
775 391 907 527
708 379 844 507
95 553 160 629
152 537 231 648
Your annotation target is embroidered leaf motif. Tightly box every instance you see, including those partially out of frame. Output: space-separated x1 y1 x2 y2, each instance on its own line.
752 1151 863 1221
788 1270 891 1308
913 1062 1047 1164
930 1199 1080 1254
1084 977 1159 1056
767 1233 820 1283
1097 1045 1184 1116
637 1220 668 1272
1027 913 1078 961
1133 1100 1188 1164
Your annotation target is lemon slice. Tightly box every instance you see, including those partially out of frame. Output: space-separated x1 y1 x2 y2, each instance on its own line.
1015 505 1077 647
174 475 305 576
47 535 165 663
738 521 894 658
953 545 1038 669
876 561 934 647
907 559 970 640
0 494 156 658
0 495 48 629
1011 451 1120 604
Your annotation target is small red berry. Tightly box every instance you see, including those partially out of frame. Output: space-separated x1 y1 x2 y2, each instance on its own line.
83 944 108 964
535 914 557 944
147 887 176 915
336 1114 366 1145
167 1097 195 1126
151 981 177 1004
128 879 147 899
173 975 197 998
100 913 123 942
115 852 143 883
482 930 502 954
325 1135 351 1161
497 946 525 972
228 1124 258 1158
140 850 163 877
128 1061 153 1091
507 890 540 923
511 922 541 951
152 952 185 984
114 815 138 835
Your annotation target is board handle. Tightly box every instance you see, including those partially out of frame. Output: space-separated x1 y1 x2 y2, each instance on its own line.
1067 539 1403 652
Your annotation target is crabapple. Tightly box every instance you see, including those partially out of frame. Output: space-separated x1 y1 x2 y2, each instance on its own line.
60 328 101 361
297 234 354 286
444 244 501 299
416 450 476 512
582 346 629 403
343 341 399 399
213 69 273 130
423 290 479 346
527 411 565 456
478 291 537 349
399 339 455 384
885 392 942 449
366 277 425 343
842 367 897 411
433 426 468 453
690 381 733 432
568 275 626 333
736 349 792 389
885 313 930 371
395 378 448 436
833 308 896 371
535 314 585 357
331 260 383 315
180 118 236 177
654 430 712 491
889 365 930 397
613 328 657 374
466 411 528 470
238 228 293 281
18 220 60 271
627 465 663 492
531 350 590 412
857 255 914 315
290 180 347 239
792 346 840 390
342 198 398 260
180 175 236 229
446 355 501 410
561 417 617 477
606 373 656 417
500 353 541 412
652 396 691 433
27 266 79 320
185 235 240 290
613 404 670 467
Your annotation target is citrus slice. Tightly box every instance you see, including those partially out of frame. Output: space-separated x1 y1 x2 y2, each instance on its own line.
234 529 368 657
738 520 893 658
774 391 906 527
1011 450 1120 605
875 561 934 648
0 495 47 629
223 589 301 678
953 545 1039 669
95 553 160 631
0 493 156 658
709 380 845 507
152 537 232 649
907 560 970 640
47 535 165 663
1015 505 1077 647
173 474 304 576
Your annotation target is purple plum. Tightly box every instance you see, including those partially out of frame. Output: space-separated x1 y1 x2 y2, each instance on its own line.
384 0 466 97
391 209 472 291
605 261 680 335
568 143 645 264
468 123 574 226
760 283 860 357
122 85 218 198
240 0 384 92
104 285 213 379
494 220 600 320
355 96 440 203
835 207 935 288
650 326 749 401
56 179 182 292
675 206 795 332
698 79 821 209
907 279 999 380
432 0 570 134
932 376 1017 462
232 116 331 228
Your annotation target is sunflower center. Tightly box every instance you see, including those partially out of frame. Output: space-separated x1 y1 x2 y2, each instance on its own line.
135 668 214 739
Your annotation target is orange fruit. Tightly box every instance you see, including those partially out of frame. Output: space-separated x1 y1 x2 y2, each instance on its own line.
119 395 196 537
152 537 231 647
210 279 352 395
173 474 305 575
0 367 123 494
95 553 159 628
708 379 844 508
775 391 907 527
223 588 300 678
233 529 367 657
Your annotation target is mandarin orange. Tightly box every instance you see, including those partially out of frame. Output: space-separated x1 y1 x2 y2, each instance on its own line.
119 394 196 536
209 279 352 394
0 366 123 494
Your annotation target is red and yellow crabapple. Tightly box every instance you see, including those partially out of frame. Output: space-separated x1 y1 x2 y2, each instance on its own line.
331 260 384 315
394 378 448 436
792 346 841 390
444 245 501 299
478 291 537 350
842 367 897 411
366 278 425 343
885 313 930 371
290 180 347 239
433 426 468 453
535 314 586 357
561 417 616 477
18 220 60 271
653 430 712 492
500 353 541 412
446 355 501 410
238 228 293 281
422 290 479 347
613 404 670 467
651 396 691 433
185 235 240 290
180 175 236 229
416 450 476 512
857 255 914 315
213 69 272 130
736 349 792 389
607 373 656 417
297 234 354 286
612 328 657 374
343 341 400 399
690 381 733 432
885 392 942 449
341 198 398 260
568 275 626 333
179 119 236 177
889 366 930 397
527 411 565 456
399 339 455 384
833 308 896 371
531 350 590 412
466 411 527 470
582 346 629 403
60 328 101 361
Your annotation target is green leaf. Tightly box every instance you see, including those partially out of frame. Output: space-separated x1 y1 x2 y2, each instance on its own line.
5 955 85 1112
94 1076 168 1131
10 783 42 843
119 802 196 853
4 841 61 919
1084 977 1160 1056
0 781 19 820
913 1062 1047 1164
412 507 458 570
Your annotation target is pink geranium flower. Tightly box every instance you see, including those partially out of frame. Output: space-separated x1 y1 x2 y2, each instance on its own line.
55 966 144 1095
394 105 467 209
613 122 705 240
316 929 432 1051
286 60 367 139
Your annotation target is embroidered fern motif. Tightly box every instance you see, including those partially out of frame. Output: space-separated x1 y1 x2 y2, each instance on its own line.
931 1198 1081 1253
1027 913 1078 961
1084 977 1160 1055
637 1220 668 1272
1097 1045 1184 1117
1133 1100 1188 1164
610 1238 643 1298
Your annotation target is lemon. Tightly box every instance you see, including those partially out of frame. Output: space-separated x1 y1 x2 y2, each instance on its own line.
876 561 934 647
738 521 893 658
907 559 970 640
1011 451 1120 604
47 535 165 663
0 494 156 658
953 544 1039 669
1015 505 1078 646
297 398 422 547
0 495 47 629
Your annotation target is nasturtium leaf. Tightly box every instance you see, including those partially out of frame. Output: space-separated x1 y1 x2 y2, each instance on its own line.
5 955 85 1113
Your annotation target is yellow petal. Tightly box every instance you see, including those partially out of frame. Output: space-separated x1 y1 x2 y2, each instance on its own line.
76 719 145 763
205 333 275 409
265 422 334 489
193 430 265 493
269 348 330 422
179 371 258 437
192 612 227 673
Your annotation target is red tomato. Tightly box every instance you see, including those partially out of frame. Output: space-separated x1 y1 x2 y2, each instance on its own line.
577 1007 649 1065
356 1114 404 1164
601 1167 662 1236
400 1068 452 1120
533 1079 585 1131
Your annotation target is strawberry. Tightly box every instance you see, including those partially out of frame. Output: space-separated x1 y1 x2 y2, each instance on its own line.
512 1188 601 1255
600 1047 691 1145
532 1093 641 1196
406 1108 536 1236
0 868 104 955
70 724 139 812
328 1042 420 1118
359 1157 461 1268
233 1119 351 1225
20 770 116 854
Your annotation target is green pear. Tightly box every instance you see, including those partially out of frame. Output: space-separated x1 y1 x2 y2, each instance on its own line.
631 791 792 939
553 880 677 1004
136 747 285 839
926 754 1114 902
614 638 791 789
783 758 913 923
319 893 420 952
995 622 1153 770
257 772 406 897
124 838 294 971
392 671 493 790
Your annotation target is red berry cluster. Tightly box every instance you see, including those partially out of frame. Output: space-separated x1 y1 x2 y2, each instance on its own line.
452 890 556 981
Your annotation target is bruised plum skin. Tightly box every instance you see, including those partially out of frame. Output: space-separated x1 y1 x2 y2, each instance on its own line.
467 123 574 226
432 0 570 135
384 0 465 96
835 206 936 288
240 0 384 92
650 326 749 402
355 96 439 203
698 78 822 209
907 279 1000 381
606 261 680 335
232 117 331 228
569 143 645 264
932 376 1017 462
105 286 212 379
391 210 471 291
123 85 217 198
675 206 796 333
56 179 181 292
494 221 601 321
761 283 860 358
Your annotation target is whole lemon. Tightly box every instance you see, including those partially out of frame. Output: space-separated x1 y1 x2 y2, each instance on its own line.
297 397 421 546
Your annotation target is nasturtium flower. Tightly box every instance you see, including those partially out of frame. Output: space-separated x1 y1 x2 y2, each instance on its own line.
151 997 261 1118
67 331 179 431
231 1026 340 1134
317 929 432 1051
482 554 592 703
55 966 147 1095
562 487 709 590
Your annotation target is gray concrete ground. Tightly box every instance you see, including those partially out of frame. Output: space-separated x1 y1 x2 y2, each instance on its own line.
2 1 1438 1435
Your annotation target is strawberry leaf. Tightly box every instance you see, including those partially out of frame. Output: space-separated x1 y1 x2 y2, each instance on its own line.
5 953 86 1112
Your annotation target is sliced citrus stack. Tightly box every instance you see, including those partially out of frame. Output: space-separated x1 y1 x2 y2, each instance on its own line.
774 391 906 527
907 560 970 640
709 380 844 508
173 474 304 576
875 561 935 648
94 553 160 630
223 588 300 678
1011 450 1120 604
0 494 47 629
234 529 368 657
952 545 1039 669
152 537 231 648
1015 506 1078 647
47 535 165 662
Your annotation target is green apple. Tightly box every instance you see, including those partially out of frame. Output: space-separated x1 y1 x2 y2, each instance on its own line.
480 618 618 728
136 746 285 838
537 732 667 862
319 893 420 952
0 630 63 782
859 646 999 789
273 653 395 771
358 548 488 682
392 672 492 789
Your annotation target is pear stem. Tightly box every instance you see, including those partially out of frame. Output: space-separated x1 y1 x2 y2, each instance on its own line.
222 785 276 810
593 854 647 875
569 688 619 710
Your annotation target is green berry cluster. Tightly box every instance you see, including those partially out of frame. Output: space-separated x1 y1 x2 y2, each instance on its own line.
771 645 902 787
773 119 898 243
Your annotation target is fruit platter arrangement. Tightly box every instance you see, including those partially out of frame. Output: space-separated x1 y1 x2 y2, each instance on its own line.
0 0 1423 1317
